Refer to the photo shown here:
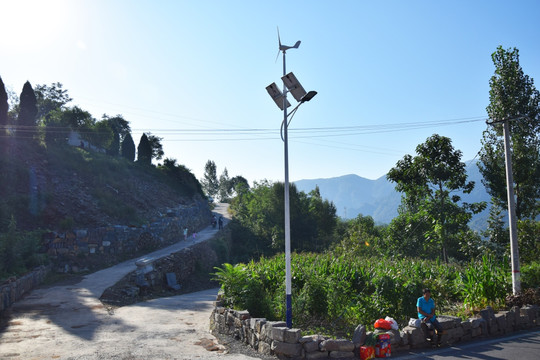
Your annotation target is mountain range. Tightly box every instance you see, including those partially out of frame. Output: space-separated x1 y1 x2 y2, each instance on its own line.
294 162 494 232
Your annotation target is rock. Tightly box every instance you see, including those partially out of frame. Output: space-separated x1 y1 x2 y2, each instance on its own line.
320 339 354 352
329 350 354 358
403 325 426 347
271 340 302 357
352 324 366 345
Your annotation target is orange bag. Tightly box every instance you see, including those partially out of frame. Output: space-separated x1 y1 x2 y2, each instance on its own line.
374 318 392 330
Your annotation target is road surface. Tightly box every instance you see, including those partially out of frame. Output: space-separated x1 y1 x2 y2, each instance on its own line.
0 204 266 360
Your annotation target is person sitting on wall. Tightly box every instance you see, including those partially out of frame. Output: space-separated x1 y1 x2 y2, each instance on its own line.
417 288 444 347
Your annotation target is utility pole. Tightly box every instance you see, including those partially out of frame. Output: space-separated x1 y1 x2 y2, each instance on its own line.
487 117 521 294
502 119 520 294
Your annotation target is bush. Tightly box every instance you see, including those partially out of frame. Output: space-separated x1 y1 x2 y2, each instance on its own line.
521 261 540 289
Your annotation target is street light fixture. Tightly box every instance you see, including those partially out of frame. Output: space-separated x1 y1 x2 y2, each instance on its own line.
266 33 317 328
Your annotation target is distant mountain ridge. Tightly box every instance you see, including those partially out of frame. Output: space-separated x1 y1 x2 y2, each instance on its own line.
294 162 492 231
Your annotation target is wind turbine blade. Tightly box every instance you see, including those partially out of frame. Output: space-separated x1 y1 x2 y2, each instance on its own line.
275 50 281 63
293 40 301 49
277 26 281 47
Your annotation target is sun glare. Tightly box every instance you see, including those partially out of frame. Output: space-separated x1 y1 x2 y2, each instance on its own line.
0 0 70 52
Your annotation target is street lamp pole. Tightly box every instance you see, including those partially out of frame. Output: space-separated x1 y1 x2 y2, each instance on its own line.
266 34 316 328
281 49 293 329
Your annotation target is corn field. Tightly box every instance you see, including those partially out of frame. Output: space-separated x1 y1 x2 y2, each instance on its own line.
213 253 513 337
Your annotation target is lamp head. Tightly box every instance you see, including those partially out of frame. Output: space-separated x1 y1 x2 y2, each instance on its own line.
300 90 317 103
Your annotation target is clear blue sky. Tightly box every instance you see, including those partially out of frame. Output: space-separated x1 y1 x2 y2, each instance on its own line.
2 0 539 185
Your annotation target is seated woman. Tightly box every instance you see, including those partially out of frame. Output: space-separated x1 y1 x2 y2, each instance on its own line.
417 288 444 346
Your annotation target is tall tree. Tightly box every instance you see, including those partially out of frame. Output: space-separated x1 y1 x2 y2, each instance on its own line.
218 167 231 201
146 133 164 161
102 114 131 156
121 132 136 161
201 160 219 199
0 76 8 131
44 106 94 144
479 46 540 220
137 133 152 165
387 134 486 262
17 81 38 138
34 82 72 123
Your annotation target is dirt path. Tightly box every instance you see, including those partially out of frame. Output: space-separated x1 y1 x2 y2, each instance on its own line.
0 204 263 360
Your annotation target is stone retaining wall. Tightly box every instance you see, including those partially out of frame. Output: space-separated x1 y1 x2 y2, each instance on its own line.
210 296 539 359
1 200 211 315
42 200 211 272
0 265 50 314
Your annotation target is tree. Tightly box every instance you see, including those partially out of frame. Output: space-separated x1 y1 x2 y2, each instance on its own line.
17 81 38 138
44 106 94 144
218 167 231 201
201 160 219 199
102 114 131 156
34 82 72 123
387 134 486 262
479 46 540 220
137 133 152 165
0 76 8 131
146 133 164 161
121 132 136 161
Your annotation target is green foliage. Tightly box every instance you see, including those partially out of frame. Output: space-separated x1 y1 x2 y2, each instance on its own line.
137 133 152 165
201 160 219 198
517 219 540 264
44 106 95 144
213 251 510 337
387 134 486 262
146 132 164 161
218 167 231 202
479 46 540 220
157 158 204 197
101 114 131 156
121 132 136 162
521 261 540 289
17 81 38 136
0 217 47 280
34 82 72 123
455 255 510 312
228 180 337 261
0 76 8 128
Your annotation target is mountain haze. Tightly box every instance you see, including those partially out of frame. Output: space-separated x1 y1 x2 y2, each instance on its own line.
295 162 492 231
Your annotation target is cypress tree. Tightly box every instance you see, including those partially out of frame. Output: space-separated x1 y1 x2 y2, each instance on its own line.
137 133 152 165
121 132 136 162
18 81 38 138
0 76 8 129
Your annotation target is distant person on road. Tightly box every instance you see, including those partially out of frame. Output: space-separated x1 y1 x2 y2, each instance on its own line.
218 216 223 230
417 288 444 347
192 232 197 242
183 227 188 241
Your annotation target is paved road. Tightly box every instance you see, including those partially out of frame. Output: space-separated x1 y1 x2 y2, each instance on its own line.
0 204 264 360
395 329 540 359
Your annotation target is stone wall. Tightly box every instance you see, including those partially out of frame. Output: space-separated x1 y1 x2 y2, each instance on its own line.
210 297 539 359
42 200 211 272
0 265 50 314
1 200 211 316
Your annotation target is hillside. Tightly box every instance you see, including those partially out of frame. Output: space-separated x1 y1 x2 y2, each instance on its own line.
0 140 205 232
294 162 493 230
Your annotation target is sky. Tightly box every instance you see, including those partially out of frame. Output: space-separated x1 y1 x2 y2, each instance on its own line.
1 0 539 186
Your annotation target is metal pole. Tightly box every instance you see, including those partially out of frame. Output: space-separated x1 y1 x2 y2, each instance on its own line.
282 50 292 328
502 120 521 294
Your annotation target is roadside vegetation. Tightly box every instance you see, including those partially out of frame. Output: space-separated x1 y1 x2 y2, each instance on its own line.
0 78 204 281
213 46 540 336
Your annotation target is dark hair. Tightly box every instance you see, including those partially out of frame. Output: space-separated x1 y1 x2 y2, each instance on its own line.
423 288 431 294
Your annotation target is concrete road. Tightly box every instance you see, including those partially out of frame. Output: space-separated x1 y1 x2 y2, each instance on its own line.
395 329 540 359
0 204 265 360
